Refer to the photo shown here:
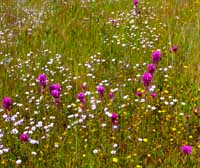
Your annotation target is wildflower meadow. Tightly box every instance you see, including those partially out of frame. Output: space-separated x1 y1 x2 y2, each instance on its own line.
0 0 200 167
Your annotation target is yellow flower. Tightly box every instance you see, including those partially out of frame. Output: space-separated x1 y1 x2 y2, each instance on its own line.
71 103 76 108
189 135 193 139
127 155 131 159
143 138 148 142
112 157 118 163
1 160 6 165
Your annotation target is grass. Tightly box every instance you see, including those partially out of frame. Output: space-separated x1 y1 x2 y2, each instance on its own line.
0 0 200 167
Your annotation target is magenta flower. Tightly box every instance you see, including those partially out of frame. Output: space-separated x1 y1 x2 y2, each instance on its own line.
151 92 157 98
50 90 60 98
49 84 61 92
82 83 87 90
49 83 61 106
2 97 12 111
97 85 105 97
181 145 192 155
151 50 161 64
37 74 48 87
170 45 178 53
20 133 29 142
136 91 142 97
142 72 152 87
77 92 85 103
133 0 138 6
109 92 114 100
111 112 118 125
147 64 156 74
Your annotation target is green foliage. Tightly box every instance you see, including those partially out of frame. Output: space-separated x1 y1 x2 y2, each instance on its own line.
0 0 200 167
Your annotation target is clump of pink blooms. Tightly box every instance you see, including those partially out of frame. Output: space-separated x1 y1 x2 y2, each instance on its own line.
170 45 178 53
141 49 162 94
20 133 29 142
133 0 138 6
151 50 161 64
36 73 48 93
2 97 12 112
97 85 105 100
111 112 118 125
142 72 152 87
77 92 86 111
49 83 61 106
109 92 114 102
181 145 192 155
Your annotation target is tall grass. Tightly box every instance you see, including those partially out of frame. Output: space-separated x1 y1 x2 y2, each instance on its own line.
0 0 200 167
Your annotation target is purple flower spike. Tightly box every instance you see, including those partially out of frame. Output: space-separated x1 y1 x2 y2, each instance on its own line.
37 74 48 87
109 92 114 100
20 133 29 142
111 112 118 125
147 64 156 74
50 90 61 99
136 91 142 97
133 0 138 6
49 84 61 92
170 45 178 53
111 113 118 120
181 145 192 155
151 50 161 64
151 92 157 98
2 97 12 111
142 72 152 87
82 83 87 90
77 92 85 103
97 85 105 97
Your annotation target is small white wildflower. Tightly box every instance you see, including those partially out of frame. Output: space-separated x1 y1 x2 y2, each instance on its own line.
151 106 157 110
31 151 37 155
181 102 186 106
93 149 98 154
16 159 22 164
54 143 59 148
135 99 139 102
29 139 39 145
164 101 169 105
138 138 143 142
101 123 107 127
3 148 9 152
111 150 116 155
11 128 19 134
113 144 118 148
160 97 165 100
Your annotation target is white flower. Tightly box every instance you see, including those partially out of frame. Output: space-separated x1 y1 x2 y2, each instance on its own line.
36 121 43 128
164 101 169 105
181 102 186 106
113 144 118 148
0 150 3 155
138 138 143 142
151 106 157 110
29 139 39 145
111 150 116 154
11 128 19 134
93 149 98 154
16 159 22 164
101 123 107 127
3 148 9 152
